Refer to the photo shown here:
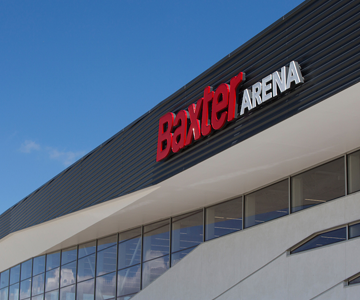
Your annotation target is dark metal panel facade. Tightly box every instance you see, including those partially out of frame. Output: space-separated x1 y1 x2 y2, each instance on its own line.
1 0 360 240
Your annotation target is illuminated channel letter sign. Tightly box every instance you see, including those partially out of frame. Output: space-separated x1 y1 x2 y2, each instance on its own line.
156 61 304 162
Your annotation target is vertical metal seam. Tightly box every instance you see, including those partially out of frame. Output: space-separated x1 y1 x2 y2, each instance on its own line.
93 239 98 300
242 195 245 230
344 154 348 196
139 225 144 291
202 207 206 242
288 176 292 214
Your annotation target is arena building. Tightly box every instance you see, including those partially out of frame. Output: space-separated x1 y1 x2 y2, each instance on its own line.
1 0 360 299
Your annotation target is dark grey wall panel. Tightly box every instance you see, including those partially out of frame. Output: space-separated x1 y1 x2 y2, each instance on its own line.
1 0 360 240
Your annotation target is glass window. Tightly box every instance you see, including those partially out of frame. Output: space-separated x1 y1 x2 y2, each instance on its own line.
143 220 170 262
19 279 31 300
171 246 196 267
0 270 9 288
96 246 117 277
20 260 32 281
61 247 77 266
46 252 60 271
76 279 94 300
32 274 44 296
349 275 360 285
97 235 117 252
60 262 76 288
10 266 20 285
45 290 58 300
95 272 116 300
77 254 95 282
117 265 140 297
172 211 203 254
0 287 8 300
348 151 360 194
32 295 43 300
142 255 169 289
245 180 288 228
45 267 59 292
349 223 360 239
78 241 96 259
59 284 75 300
291 227 346 254
117 295 136 300
33 256 45 276
291 158 345 213
9 283 19 300
205 197 242 241
118 228 141 270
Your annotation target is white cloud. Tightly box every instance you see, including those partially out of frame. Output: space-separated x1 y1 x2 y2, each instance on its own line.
47 147 86 166
19 140 41 153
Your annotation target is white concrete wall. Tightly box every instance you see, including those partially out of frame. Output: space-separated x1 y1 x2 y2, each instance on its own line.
133 192 360 300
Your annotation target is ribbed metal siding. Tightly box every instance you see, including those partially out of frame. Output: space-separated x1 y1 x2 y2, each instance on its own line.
1 0 359 240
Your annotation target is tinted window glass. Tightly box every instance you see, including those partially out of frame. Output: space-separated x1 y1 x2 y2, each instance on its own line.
9 284 19 300
61 247 77 266
95 273 116 300
245 180 288 228
45 268 59 292
143 220 169 262
60 284 75 300
171 246 196 267
20 260 32 281
19 279 31 300
348 151 360 194
45 291 58 300
77 254 95 282
205 197 242 241
61 262 76 288
117 294 136 300
33 256 45 276
291 158 345 213
349 223 360 239
118 228 141 270
0 287 8 300
76 279 94 300
291 227 346 254
78 241 96 259
349 275 360 285
142 255 169 289
32 273 44 296
97 236 117 252
0 270 9 288
97 246 117 276
32 295 43 300
10 266 20 285
117 265 140 297
172 211 203 253
46 252 60 271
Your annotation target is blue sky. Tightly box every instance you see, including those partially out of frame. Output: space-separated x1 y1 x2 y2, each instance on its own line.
0 0 304 215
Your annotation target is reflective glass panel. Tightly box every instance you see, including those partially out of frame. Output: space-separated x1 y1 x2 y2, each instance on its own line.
171 247 196 267
61 247 77 266
46 252 60 271
142 255 169 289
97 235 117 252
20 260 32 281
118 228 141 270
61 262 76 288
117 265 140 297
0 270 9 288
10 266 20 285
291 158 345 213
349 275 360 285
9 283 19 300
77 254 95 282
45 267 59 292
143 220 170 262
172 211 203 253
349 223 360 239
33 256 45 276
45 290 59 300
78 241 96 259
76 279 94 300
19 279 31 299
32 274 44 296
96 246 117 277
245 180 288 228
117 295 136 300
0 287 8 300
32 295 43 300
348 151 360 194
95 272 116 300
291 227 346 254
59 284 75 300
205 197 242 241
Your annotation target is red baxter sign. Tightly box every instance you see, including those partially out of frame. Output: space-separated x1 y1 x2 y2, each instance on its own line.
156 72 245 162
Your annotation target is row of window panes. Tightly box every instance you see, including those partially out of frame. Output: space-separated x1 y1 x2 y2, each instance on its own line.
2 150 360 299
